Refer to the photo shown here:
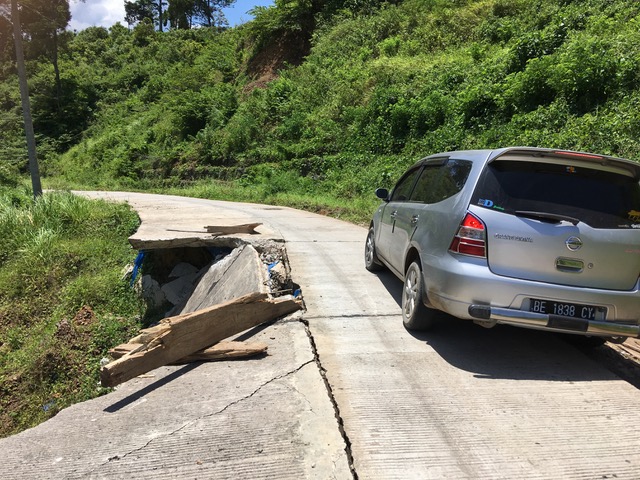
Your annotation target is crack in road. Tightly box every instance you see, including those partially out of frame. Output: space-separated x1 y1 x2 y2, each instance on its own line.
304 313 400 321
90 360 314 473
301 318 359 480
212 359 314 417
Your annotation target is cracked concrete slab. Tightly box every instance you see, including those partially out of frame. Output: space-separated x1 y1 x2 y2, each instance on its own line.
174 244 269 315
1 320 350 479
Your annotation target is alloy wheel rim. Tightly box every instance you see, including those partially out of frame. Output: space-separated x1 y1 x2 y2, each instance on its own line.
404 269 418 318
365 233 374 264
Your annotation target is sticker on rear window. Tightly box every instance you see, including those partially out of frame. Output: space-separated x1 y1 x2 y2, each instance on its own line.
478 199 505 211
566 166 577 174
628 210 640 222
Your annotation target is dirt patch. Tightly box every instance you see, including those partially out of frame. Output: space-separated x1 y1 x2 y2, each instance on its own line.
244 29 311 93
73 306 96 327
54 318 76 342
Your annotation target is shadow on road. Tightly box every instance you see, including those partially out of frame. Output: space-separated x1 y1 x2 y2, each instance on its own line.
104 363 201 413
370 270 637 385
411 316 640 384
372 269 402 307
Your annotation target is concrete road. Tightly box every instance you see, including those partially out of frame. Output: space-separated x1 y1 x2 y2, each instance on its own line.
3 192 640 479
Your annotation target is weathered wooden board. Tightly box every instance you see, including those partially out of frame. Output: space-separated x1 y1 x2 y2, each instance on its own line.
100 292 301 387
204 223 262 234
109 340 268 363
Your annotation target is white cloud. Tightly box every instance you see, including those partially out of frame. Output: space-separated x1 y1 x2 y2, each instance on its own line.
69 0 126 31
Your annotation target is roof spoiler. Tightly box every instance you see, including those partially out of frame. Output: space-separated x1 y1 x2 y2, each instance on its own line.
488 147 640 179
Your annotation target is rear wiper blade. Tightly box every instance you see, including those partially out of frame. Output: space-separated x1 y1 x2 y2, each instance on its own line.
515 210 580 226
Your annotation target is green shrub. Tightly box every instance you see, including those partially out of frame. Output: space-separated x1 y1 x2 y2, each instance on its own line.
548 35 619 114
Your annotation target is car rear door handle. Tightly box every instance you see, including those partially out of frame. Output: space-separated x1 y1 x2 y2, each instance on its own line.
411 215 419 225
390 210 398 218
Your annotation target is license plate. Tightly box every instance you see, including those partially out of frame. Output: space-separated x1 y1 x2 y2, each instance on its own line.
529 298 606 321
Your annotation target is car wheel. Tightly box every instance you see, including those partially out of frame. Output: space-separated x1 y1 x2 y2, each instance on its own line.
365 227 383 272
402 261 437 331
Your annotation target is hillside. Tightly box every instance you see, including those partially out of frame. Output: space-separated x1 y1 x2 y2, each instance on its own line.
2 0 640 206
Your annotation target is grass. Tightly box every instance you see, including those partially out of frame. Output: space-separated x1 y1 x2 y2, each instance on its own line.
0 187 145 438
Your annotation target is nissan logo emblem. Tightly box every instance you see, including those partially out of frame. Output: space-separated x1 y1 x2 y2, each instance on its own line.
566 236 582 251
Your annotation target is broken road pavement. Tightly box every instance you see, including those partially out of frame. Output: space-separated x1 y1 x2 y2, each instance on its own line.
0 194 351 479
101 243 301 388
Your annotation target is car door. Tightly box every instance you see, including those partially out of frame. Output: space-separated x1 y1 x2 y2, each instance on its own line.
376 166 422 274
382 160 456 273
388 160 458 269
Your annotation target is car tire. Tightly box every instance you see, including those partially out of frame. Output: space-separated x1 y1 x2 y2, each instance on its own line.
402 261 437 331
365 227 383 272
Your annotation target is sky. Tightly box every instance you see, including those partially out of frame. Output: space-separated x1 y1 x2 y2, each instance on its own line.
68 0 274 32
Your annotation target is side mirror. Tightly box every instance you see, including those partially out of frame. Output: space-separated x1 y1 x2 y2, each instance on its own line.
375 188 389 201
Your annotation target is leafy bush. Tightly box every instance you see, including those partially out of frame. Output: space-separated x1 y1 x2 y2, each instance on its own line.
548 36 619 114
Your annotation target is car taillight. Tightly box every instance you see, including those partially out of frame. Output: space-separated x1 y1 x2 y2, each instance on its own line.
449 212 487 258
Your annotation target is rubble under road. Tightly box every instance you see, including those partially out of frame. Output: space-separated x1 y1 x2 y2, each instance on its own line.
101 225 303 388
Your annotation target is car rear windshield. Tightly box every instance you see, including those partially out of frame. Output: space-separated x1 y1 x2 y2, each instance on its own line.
471 160 640 229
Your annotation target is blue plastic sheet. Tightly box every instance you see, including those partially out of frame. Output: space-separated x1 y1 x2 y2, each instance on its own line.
130 251 146 286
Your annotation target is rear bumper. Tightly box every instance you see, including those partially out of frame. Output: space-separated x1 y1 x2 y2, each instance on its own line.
468 305 640 338
422 253 640 334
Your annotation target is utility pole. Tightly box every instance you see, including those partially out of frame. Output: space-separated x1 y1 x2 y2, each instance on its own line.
11 0 42 198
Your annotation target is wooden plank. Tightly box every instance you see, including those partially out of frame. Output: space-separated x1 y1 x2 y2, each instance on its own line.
174 341 268 364
204 223 262 234
109 340 268 363
100 292 301 387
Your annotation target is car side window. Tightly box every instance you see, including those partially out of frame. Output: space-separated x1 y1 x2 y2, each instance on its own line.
410 159 473 204
390 167 421 202
410 165 441 203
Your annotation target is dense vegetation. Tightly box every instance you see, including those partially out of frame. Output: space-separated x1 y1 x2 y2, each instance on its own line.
0 188 143 437
3 0 640 218
3 0 640 435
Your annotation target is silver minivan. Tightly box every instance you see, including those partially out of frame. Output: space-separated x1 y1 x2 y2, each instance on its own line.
365 147 640 340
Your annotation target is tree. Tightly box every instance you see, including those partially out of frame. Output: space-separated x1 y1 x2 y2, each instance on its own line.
124 0 166 32
1 1 85 155
0 1 15 65
5 0 71 111
194 0 234 28
167 0 233 30
21 0 75 152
